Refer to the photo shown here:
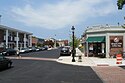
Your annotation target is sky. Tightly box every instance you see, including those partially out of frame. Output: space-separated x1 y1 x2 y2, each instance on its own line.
0 0 125 40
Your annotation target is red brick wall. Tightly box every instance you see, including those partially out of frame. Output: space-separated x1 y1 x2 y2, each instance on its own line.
64 40 68 46
32 37 37 46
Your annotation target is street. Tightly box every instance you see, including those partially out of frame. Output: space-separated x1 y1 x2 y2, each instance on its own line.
0 49 103 83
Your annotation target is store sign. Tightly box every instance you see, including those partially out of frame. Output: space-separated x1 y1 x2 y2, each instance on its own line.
110 36 123 48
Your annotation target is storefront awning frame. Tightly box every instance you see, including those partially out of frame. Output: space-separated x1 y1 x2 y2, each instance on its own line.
86 36 105 43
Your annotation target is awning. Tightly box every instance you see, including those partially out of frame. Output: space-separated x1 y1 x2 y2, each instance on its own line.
86 36 105 42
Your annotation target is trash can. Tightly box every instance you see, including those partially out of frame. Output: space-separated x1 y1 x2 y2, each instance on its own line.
78 55 82 62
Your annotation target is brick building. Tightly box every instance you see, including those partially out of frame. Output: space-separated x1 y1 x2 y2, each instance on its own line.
0 25 32 50
32 36 38 47
57 40 69 47
32 36 45 47
84 25 125 58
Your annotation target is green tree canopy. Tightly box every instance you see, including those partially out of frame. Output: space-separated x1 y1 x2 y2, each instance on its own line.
117 0 125 9
70 36 80 48
44 40 54 47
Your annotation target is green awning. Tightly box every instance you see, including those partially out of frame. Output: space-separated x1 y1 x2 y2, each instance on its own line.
86 36 105 42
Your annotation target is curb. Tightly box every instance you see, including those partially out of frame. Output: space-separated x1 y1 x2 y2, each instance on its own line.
97 63 109 66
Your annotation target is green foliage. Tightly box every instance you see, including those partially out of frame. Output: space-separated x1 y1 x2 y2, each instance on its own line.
37 43 42 47
37 43 45 47
122 24 125 28
44 40 54 47
117 0 125 9
70 36 80 48
56 42 59 47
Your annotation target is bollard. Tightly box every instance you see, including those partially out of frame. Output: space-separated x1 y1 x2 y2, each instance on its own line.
78 55 82 62
116 54 122 64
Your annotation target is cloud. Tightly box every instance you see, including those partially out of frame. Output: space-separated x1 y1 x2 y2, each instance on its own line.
11 0 116 29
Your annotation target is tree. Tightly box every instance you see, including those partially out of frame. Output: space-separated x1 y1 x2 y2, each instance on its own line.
37 43 43 47
117 0 125 9
70 36 80 48
43 40 54 47
117 0 125 28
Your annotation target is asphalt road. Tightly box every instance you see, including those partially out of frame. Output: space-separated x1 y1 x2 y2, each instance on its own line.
20 49 60 58
0 49 103 83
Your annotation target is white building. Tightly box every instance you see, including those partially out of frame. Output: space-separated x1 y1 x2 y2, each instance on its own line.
0 25 32 50
84 25 125 58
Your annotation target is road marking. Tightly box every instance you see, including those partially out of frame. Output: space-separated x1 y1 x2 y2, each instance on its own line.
6 57 57 61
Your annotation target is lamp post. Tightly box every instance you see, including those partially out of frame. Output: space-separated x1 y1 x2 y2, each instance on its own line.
71 26 75 62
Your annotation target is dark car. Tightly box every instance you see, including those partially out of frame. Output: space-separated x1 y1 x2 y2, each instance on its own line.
31 47 41 52
31 47 37 52
40 46 48 51
2 48 17 56
0 53 12 70
60 47 71 56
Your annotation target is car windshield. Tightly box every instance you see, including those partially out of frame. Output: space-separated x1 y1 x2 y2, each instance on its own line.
3 48 14 51
62 47 68 50
8 48 14 51
21 48 27 50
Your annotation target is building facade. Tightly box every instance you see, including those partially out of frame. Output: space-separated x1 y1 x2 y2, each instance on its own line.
32 36 38 47
32 36 45 47
84 25 125 58
57 40 69 47
0 25 32 50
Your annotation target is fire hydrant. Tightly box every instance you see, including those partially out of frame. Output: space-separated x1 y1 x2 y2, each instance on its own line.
78 55 82 62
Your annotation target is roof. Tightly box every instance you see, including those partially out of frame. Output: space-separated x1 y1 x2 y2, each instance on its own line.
0 25 33 35
85 25 125 34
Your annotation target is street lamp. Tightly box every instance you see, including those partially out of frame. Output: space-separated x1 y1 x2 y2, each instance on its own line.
71 26 75 62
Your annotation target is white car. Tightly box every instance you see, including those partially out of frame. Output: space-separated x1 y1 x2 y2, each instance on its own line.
20 48 29 53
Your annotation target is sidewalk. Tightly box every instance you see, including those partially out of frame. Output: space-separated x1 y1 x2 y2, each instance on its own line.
57 48 125 66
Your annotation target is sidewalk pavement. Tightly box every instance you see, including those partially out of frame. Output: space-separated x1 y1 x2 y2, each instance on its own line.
57 48 125 66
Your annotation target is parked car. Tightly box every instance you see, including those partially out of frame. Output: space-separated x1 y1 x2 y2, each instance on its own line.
31 47 40 52
39 46 48 51
35 47 40 51
60 47 71 56
28 47 33 52
0 53 12 70
2 48 17 56
20 48 29 53
44 46 48 50
31 47 37 52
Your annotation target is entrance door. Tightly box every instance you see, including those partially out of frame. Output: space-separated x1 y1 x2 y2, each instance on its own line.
93 43 102 57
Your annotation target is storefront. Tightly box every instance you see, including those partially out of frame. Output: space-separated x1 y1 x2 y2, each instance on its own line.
84 25 125 58
86 36 106 57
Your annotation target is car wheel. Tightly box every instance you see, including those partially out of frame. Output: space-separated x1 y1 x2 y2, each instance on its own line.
15 52 17 55
7 63 12 68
